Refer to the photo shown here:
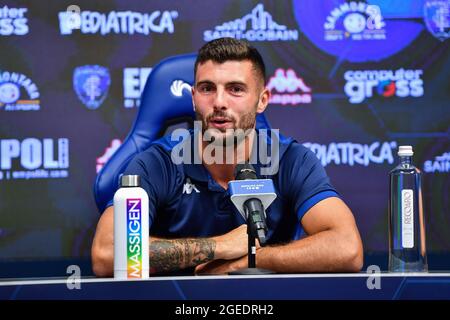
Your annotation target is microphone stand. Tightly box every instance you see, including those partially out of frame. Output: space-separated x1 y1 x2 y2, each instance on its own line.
229 214 275 275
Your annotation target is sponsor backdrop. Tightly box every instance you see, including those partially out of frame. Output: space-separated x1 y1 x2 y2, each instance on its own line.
0 0 449 276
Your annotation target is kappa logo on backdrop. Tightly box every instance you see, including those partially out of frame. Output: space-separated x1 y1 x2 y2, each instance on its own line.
73 65 111 110
0 70 40 111
204 3 299 42
267 68 312 105
324 2 386 41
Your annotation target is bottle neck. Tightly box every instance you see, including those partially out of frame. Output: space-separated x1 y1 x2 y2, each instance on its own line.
399 156 412 165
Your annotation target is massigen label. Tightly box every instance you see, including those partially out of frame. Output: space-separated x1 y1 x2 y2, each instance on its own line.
126 198 143 278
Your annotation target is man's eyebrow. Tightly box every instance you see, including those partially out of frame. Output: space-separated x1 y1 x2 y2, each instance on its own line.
226 81 247 87
195 80 214 86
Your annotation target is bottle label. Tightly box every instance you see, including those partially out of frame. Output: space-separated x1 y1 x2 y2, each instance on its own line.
401 189 414 248
126 198 143 278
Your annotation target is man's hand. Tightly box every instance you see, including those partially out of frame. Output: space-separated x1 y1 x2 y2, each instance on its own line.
213 224 258 260
195 256 248 275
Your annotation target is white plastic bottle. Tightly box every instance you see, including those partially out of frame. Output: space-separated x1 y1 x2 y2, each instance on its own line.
113 175 149 279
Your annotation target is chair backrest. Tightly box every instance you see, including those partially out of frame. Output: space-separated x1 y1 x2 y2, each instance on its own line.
93 53 273 213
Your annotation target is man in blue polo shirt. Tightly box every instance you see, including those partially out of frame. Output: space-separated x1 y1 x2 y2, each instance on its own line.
92 38 363 276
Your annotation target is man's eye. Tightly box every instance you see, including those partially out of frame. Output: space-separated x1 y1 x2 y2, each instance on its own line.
230 86 244 94
199 85 213 93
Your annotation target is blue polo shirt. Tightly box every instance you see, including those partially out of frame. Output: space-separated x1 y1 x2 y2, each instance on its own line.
108 129 339 243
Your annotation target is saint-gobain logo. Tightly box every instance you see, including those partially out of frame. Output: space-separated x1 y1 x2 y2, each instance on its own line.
204 3 299 42
267 68 312 105
127 198 143 279
0 71 40 111
424 152 450 173
73 65 111 110
324 2 386 41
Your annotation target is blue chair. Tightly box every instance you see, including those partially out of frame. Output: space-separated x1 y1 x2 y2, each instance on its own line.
93 53 274 213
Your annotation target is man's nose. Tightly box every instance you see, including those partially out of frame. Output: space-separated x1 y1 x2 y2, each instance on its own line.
213 87 227 110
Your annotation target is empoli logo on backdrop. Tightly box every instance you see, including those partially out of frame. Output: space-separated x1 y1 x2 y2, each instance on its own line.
0 138 69 180
123 67 152 108
73 65 111 110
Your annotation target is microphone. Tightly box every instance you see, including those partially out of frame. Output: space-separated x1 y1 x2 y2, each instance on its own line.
229 163 276 246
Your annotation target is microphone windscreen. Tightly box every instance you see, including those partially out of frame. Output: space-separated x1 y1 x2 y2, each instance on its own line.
234 163 257 180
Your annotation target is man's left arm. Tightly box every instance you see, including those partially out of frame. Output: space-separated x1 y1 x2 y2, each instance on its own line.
195 196 363 274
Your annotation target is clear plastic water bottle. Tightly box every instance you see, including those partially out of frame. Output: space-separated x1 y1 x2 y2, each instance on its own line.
388 146 428 272
114 175 149 279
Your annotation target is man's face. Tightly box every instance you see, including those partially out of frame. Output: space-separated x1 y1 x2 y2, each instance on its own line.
192 60 269 144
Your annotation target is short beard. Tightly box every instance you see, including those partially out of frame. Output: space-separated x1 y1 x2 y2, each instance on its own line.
196 107 257 148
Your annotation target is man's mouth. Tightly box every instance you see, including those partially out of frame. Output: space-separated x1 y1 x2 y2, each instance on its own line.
209 117 234 129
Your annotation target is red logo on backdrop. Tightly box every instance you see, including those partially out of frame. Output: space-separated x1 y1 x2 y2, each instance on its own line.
96 139 122 173
267 68 312 105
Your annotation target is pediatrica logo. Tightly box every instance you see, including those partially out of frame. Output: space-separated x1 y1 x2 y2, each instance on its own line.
73 65 111 110
344 68 424 104
0 5 29 36
324 2 386 41
0 70 40 111
267 68 312 105
58 9 178 36
0 138 69 180
123 67 152 108
303 141 397 167
204 3 299 42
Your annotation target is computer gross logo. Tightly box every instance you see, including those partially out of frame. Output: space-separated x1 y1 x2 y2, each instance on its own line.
344 68 424 104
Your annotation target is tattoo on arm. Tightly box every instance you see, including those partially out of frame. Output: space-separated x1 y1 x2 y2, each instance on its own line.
149 238 216 273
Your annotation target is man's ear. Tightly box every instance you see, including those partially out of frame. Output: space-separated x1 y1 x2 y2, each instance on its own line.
191 87 196 111
256 87 270 114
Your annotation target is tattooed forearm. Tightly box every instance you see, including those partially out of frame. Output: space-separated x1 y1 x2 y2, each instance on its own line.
149 238 216 273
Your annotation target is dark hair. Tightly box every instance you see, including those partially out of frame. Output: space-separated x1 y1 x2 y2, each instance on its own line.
194 37 266 85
